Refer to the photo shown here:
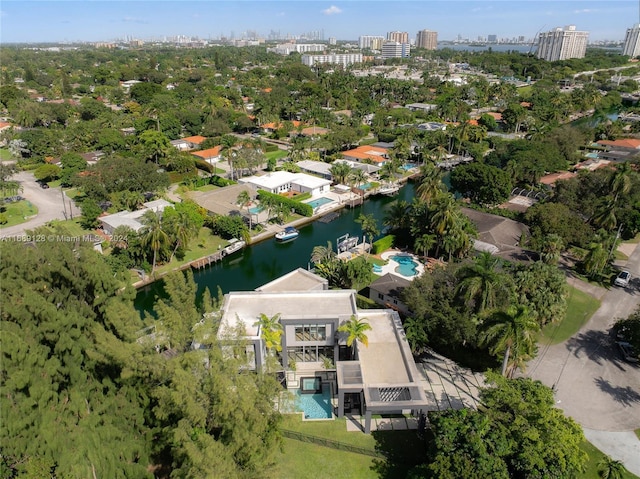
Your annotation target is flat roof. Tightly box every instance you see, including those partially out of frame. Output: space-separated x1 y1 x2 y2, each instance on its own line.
296 160 333 176
219 290 358 338
256 268 328 292
240 171 298 190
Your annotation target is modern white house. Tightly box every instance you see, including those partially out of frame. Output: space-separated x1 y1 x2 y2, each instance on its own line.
238 171 331 197
215 268 430 434
99 199 172 235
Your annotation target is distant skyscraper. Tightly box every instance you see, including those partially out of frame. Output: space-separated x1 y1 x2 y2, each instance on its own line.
623 24 640 58
387 31 409 44
488 34 497 43
359 35 385 50
536 25 588 61
416 29 437 50
328 37 337 45
382 41 410 59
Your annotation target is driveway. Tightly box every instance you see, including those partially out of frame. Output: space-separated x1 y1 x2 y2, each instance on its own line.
525 244 640 474
0 171 80 238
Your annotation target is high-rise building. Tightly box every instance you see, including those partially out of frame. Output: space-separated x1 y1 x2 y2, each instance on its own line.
387 31 409 44
416 29 437 50
381 41 410 59
488 34 497 43
623 24 640 58
536 25 588 61
328 37 337 45
359 35 385 50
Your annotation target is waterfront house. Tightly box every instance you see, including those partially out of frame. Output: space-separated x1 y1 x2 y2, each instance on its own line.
341 145 390 165
215 268 430 433
238 171 331 197
99 199 172 235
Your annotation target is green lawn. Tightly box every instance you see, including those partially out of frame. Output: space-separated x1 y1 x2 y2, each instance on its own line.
0 148 13 161
275 415 427 479
265 149 288 161
42 218 95 237
0 200 38 228
150 227 228 277
540 285 601 345
580 440 639 479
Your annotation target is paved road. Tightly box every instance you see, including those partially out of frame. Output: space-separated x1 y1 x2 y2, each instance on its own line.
0 171 80 238
524 244 640 474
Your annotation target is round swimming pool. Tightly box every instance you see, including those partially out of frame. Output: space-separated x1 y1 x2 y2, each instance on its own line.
390 254 419 277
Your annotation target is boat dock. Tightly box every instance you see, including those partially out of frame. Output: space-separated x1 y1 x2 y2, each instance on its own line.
190 252 223 269
317 211 340 223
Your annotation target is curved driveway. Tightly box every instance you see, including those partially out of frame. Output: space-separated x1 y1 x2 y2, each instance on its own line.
525 244 640 474
0 171 80 238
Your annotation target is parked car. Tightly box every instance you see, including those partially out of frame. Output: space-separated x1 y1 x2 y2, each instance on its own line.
614 270 631 287
39 182 49 189
617 342 639 363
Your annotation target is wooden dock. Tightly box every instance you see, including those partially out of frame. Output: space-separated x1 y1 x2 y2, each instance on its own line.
190 252 223 269
317 211 340 223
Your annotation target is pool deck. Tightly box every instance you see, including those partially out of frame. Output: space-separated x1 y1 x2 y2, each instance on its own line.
373 250 425 280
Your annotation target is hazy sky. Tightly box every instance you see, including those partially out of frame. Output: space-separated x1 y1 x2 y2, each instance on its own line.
1 1 637 43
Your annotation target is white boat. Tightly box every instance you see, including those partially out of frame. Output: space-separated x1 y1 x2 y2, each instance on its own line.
221 238 246 256
275 226 299 241
376 184 400 196
337 234 359 253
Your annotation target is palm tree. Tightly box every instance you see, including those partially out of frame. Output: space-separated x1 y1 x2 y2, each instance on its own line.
140 210 169 275
236 190 252 230
356 213 379 257
338 314 372 360
349 168 368 190
456 252 513 315
540 234 564 265
597 456 627 479
430 194 458 236
383 200 410 232
414 234 436 259
479 305 540 377
610 162 633 203
311 241 337 264
416 163 444 203
329 162 352 185
167 210 197 263
253 313 283 353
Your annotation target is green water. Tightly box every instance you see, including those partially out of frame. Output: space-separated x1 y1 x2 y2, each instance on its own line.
134 182 417 314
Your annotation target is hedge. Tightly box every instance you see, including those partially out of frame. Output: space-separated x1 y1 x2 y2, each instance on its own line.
194 158 214 173
264 143 279 152
257 190 313 217
372 235 395 255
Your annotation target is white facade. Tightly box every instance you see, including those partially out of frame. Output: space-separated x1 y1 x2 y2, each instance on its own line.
270 43 325 55
623 24 640 58
381 42 410 59
301 53 363 68
536 25 588 61
99 199 172 235
239 171 331 197
359 35 385 50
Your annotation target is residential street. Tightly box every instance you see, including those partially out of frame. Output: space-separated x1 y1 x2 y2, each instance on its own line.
0 171 80 238
525 243 640 474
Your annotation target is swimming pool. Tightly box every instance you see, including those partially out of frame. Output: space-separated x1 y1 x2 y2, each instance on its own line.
291 386 333 420
585 152 599 159
249 206 262 214
306 197 334 209
390 254 419 277
401 163 417 170
359 182 373 190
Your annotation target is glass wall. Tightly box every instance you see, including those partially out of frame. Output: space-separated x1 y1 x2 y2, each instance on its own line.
287 345 334 363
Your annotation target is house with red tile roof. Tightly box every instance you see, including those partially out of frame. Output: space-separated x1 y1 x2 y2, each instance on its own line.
171 135 207 151
191 146 223 163
261 120 302 133
596 138 640 150
0 121 12 132
341 145 390 164
539 171 577 186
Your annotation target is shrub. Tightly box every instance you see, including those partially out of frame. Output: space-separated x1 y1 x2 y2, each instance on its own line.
264 144 279 152
194 158 214 174
372 235 395 255
257 190 313 217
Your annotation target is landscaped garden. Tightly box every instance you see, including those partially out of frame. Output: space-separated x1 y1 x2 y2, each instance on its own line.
540 285 602 345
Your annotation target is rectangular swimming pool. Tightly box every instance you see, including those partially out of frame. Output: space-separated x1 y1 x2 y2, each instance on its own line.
306 197 334 209
294 387 333 420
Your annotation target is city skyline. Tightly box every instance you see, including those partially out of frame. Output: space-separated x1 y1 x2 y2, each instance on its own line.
0 1 637 44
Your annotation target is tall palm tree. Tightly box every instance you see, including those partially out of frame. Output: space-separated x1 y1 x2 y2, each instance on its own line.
456 252 513 315
349 168 367 189
597 456 627 479
430 194 458 236
329 162 352 185
383 200 410 232
416 163 444 203
140 210 169 275
338 314 372 360
236 190 252 230
356 213 379 257
609 162 633 203
414 233 436 259
167 210 197 263
311 241 336 264
479 305 540 377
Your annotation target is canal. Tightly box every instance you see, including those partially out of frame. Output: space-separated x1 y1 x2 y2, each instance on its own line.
134 181 417 314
